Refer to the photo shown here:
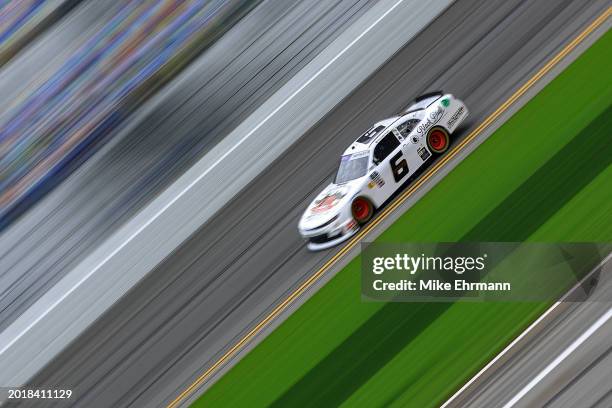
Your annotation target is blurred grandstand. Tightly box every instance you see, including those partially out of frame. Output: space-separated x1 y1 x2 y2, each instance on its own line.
1 0 83 65
0 0 257 229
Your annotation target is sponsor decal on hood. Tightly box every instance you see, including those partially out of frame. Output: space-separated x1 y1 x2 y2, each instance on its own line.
311 190 346 214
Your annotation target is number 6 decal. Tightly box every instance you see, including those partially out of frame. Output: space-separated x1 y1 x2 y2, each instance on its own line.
390 151 409 182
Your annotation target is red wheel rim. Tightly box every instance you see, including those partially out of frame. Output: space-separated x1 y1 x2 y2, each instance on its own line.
429 129 447 151
352 198 370 221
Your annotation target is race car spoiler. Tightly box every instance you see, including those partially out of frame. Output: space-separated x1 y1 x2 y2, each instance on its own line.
403 90 444 113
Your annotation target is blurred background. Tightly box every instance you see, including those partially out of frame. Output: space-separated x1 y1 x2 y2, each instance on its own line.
0 0 376 332
0 0 257 228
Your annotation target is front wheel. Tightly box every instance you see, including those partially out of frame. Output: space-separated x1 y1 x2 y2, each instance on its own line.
351 197 374 225
426 126 450 154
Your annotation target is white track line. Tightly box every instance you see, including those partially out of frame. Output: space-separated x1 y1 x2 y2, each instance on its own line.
502 307 612 408
0 0 408 357
441 252 612 408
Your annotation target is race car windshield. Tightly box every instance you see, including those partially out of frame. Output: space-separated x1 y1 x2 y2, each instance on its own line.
335 154 368 184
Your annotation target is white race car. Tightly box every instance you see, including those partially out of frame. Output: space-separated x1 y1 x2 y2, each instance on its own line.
298 92 468 250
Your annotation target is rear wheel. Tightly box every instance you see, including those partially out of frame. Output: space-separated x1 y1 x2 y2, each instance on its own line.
427 126 450 154
351 197 374 225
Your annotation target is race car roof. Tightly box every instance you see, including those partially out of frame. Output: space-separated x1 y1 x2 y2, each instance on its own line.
355 125 385 144
372 116 400 129
344 116 401 155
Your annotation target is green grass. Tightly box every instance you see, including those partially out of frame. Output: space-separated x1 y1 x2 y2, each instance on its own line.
194 30 612 408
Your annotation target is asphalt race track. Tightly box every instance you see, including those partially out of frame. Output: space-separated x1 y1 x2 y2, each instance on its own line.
0 0 377 332
444 257 612 408
25 0 611 407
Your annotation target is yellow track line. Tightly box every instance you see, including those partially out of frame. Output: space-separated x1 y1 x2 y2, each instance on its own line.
168 7 611 408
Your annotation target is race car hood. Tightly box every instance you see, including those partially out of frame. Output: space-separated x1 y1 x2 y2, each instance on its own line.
299 181 361 230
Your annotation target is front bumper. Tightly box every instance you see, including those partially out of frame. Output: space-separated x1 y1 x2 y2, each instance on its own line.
299 217 358 251
306 228 358 251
